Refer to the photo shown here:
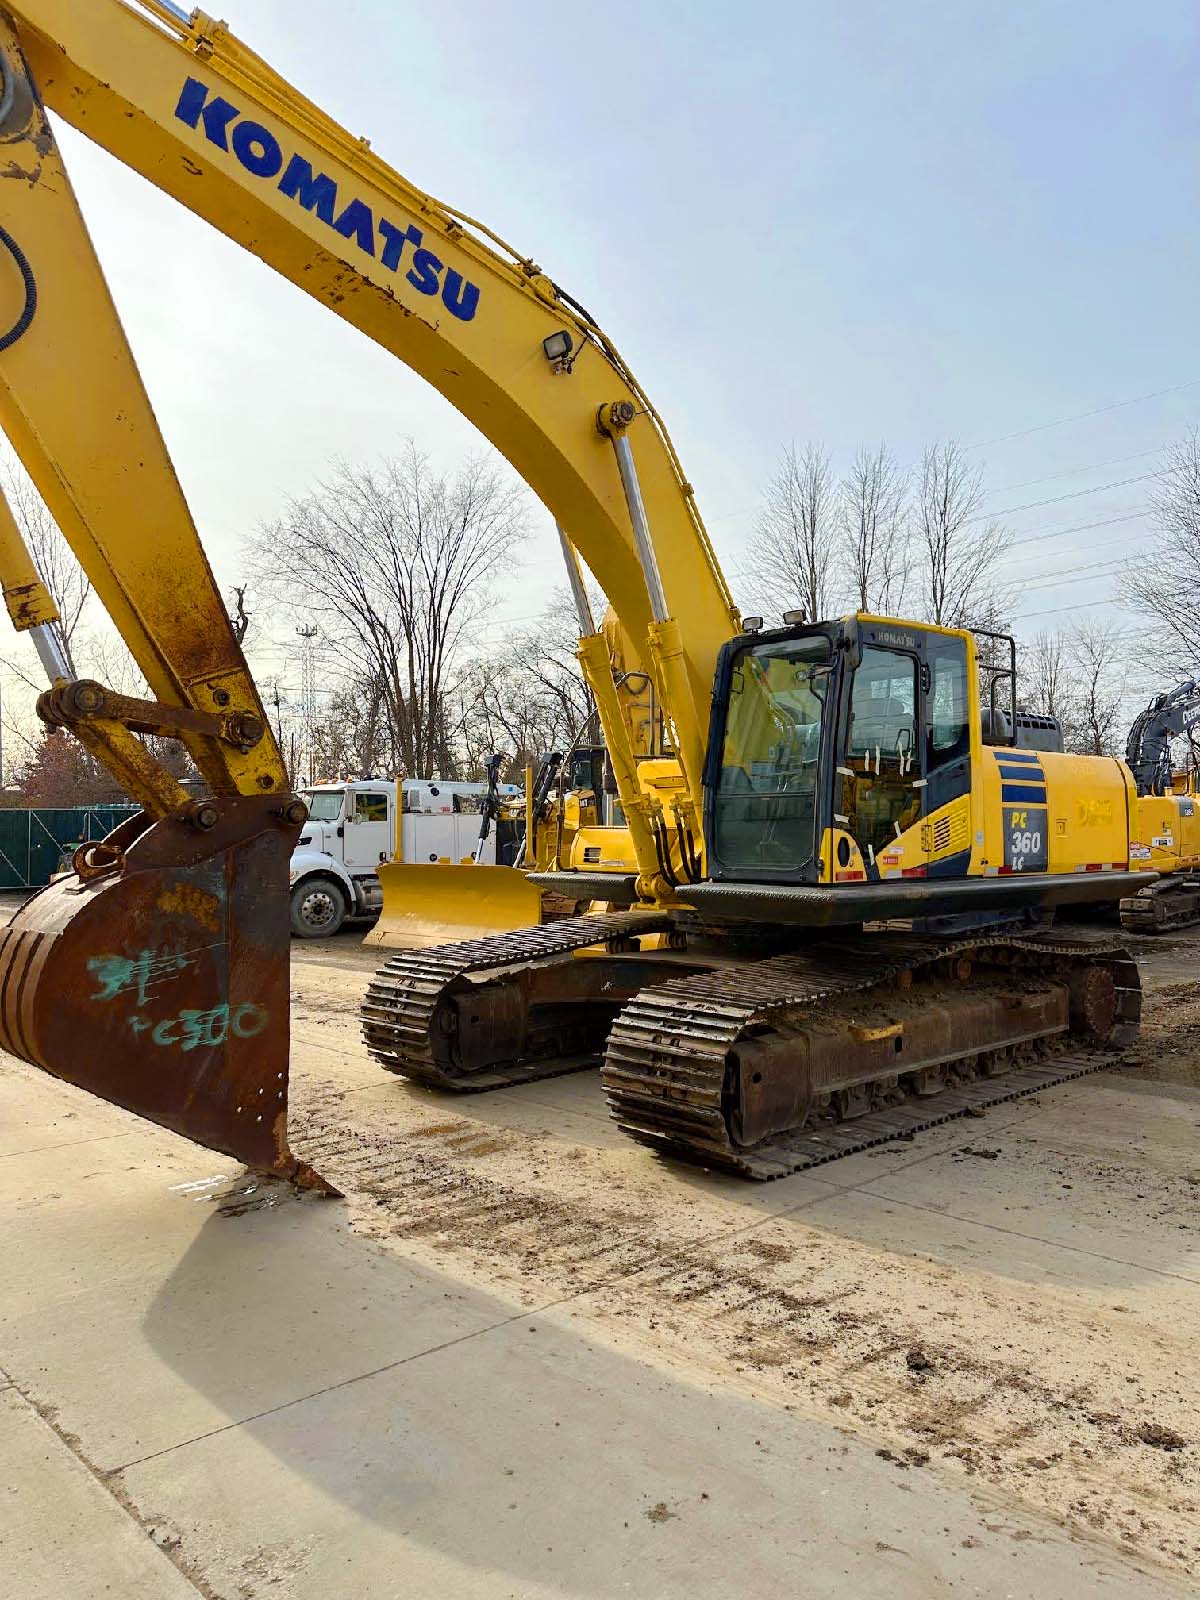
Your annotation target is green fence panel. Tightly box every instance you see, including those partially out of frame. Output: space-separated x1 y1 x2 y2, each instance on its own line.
0 805 140 889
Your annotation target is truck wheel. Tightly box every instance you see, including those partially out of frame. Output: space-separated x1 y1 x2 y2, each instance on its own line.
290 876 347 938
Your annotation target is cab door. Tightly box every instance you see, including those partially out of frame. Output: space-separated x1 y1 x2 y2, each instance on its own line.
842 631 974 879
919 634 974 875
342 788 392 869
843 645 922 872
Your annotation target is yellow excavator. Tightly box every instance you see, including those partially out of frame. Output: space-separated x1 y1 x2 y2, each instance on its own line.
0 2 1158 1189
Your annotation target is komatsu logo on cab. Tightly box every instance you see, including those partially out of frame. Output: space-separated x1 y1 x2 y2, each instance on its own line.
174 77 480 323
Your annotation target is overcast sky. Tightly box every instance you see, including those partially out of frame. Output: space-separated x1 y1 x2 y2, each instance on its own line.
35 0 1200 700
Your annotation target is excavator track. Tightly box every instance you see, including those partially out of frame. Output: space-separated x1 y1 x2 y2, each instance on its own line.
361 909 674 1090
1119 875 1200 934
602 931 1141 1179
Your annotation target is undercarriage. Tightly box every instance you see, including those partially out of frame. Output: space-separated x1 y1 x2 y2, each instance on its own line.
1119 873 1200 934
360 914 1141 1179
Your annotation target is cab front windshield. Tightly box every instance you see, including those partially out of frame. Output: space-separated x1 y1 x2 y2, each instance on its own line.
302 790 345 822
712 634 831 874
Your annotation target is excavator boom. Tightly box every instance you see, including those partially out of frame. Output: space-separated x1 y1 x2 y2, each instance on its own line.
0 0 736 1174
0 8 324 1180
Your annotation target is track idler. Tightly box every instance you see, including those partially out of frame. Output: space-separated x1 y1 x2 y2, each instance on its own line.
0 796 330 1188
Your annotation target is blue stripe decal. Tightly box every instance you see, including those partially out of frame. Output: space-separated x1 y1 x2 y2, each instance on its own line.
998 764 1043 780
993 750 1041 764
1002 783 1048 803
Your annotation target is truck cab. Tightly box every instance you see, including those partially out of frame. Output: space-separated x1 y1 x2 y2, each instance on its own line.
289 777 520 937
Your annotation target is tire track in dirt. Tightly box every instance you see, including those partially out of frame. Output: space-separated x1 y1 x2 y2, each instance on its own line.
290 1071 1200 1581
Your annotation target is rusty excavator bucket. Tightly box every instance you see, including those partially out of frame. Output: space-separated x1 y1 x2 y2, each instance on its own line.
0 799 330 1189
365 861 545 951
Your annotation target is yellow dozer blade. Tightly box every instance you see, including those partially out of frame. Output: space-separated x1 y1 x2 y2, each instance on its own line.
364 862 545 950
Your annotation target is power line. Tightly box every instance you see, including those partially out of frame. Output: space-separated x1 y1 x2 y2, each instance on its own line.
964 377 1200 451
1008 506 1151 550
1015 597 1129 621
969 469 1166 523
700 446 1173 532
1015 557 1129 594
982 445 1164 498
1015 526 1155 577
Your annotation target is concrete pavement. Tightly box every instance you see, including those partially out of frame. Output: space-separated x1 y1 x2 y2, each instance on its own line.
1 1056 1192 1599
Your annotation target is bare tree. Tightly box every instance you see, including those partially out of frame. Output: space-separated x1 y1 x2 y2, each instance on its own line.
457 585 601 776
308 678 391 780
840 444 909 614
1020 626 1088 747
228 585 250 645
250 444 527 777
1065 617 1127 756
1022 628 1072 723
1120 430 1200 675
917 440 1011 629
743 443 838 622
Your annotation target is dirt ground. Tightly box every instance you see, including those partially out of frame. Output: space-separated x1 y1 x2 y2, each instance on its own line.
281 925 1200 1589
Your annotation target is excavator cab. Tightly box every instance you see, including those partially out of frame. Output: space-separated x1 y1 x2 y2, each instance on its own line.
704 615 977 890
680 611 1146 933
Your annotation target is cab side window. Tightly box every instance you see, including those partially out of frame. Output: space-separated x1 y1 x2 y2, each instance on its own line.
927 638 970 770
354 792 389 822
844 647 920 862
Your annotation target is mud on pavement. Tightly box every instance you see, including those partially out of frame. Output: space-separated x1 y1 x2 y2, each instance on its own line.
285 937 1200 1585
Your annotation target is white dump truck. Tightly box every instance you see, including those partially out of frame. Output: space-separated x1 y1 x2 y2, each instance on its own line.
289 776 521 937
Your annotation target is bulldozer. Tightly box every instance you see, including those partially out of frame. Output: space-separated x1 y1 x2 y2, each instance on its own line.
0 1 1162 1188
364 755 546 950
369 602 658 949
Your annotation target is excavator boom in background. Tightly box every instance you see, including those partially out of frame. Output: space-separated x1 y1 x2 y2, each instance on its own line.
1120 680 1200 932
0 0 1166 1184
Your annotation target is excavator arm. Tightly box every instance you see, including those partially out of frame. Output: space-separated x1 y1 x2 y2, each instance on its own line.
1125 679 1200 796
0 0 738 1177
6 0 738 810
